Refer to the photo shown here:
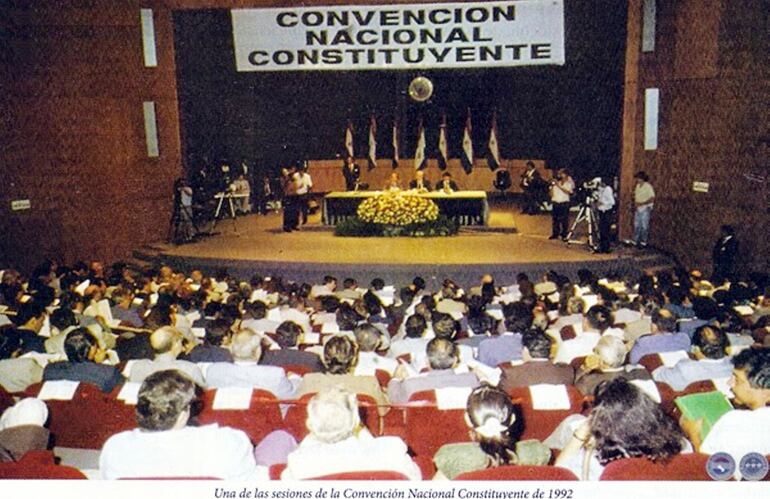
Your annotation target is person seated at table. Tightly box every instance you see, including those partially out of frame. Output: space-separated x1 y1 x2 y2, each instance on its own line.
384 172 402 191
435 171 459 194
408 170 431 192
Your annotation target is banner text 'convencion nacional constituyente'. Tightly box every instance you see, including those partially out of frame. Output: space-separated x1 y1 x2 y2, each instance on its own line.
231 1 564 71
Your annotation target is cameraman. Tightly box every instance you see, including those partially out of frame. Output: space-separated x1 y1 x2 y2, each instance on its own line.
549 168 575 241
595 177 615 253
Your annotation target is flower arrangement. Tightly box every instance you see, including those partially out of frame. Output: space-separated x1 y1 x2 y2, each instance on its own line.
335 192 458 237
357 191 439 226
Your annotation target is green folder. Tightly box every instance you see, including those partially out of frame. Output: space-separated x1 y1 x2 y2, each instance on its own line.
675 391 733 440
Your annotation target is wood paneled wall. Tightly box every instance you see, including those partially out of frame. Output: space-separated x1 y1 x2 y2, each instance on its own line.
1 1 182 270
619 0 768 273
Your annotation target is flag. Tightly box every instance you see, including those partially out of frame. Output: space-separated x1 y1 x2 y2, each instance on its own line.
438 113 448 170
367 115 377 171
344 121 354 159
392 119 400 169
461 108 474 174
414 118 426 170
487 111 501 170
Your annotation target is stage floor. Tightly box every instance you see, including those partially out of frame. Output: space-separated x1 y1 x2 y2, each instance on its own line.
165 202 614 265
151 200 671 288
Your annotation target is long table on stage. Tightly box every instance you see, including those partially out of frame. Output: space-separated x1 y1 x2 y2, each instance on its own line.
322 190 490 226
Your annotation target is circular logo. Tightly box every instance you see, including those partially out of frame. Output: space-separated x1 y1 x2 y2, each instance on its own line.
707 452 736 481
739 452 769 481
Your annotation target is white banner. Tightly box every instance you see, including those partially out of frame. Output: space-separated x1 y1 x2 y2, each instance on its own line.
231 1 565 71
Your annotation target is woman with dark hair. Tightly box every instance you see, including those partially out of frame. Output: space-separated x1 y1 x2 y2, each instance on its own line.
553 377 686 480
432 384 550 479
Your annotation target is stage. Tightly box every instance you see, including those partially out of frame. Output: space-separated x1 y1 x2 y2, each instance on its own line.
146 199 672 288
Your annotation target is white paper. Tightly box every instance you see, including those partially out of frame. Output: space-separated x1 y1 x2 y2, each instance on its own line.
630 379 661 403
321 322 340 334
267 307 282 322
212 387 253 410
0 304 7 314
712 376 734 399
312 312 337 325
733 305 754 316
117 382 142 405
38 315 51 338
0 314 11 327
448 311 464 321
435 386 473 410
192 327 207 338
301 331 321 345
487 308 504 321
614 308 642 325
132 297 144 306
581 294 599 310
250 289 269 302
196 362 212 378
107 319 122 329
658 350 690 367
37 380 80 400
121 359 138 377
186 311 201 323
75 280 90 296
529 384 571 410
149 293 158 305
96 299 114 323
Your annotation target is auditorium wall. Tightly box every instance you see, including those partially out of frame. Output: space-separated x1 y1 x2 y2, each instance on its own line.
1 1 183 270
618 0 769 273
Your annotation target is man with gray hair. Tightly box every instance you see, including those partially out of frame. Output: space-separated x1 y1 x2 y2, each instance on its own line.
205 329 296 399
387 338 479 405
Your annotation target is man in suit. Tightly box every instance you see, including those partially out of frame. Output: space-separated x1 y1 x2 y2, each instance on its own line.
498 332 574 391
435 172 459 193
520 161 544 214
712 224 739 284
260 321 323 372
408 170 431 191
341 156 361 191
43 328 124 393
206 329 297 399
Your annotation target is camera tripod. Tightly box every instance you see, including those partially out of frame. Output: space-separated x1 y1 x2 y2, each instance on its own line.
168 200 200 244
565 201 599 251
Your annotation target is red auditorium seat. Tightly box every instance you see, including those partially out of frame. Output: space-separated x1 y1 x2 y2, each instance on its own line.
0 386 14 414
637 353 665 373
0 450 86 479
507 385 587 441
455 465 579 481
284 393 382 441
23 382 135 449
267 463 409 480
403 390 469 458
599 453 712 480
197 389 285 445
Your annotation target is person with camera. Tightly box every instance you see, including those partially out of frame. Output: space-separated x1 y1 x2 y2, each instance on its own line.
549 168 575 241
595 177 615 253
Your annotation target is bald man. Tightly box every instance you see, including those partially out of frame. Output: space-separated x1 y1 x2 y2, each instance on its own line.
205 329 296 399
128 326 206 387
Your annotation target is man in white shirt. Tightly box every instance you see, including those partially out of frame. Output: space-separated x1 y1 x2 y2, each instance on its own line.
549 168 575 241
594 177 615 253
682 348 770 478
205 329 297 400
632 171 655 247
100 370 265 480
295 163 313 225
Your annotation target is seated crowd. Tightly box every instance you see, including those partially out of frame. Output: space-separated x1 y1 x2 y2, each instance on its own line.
0 260 769 480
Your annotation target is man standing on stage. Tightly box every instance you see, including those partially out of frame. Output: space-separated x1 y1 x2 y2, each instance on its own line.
281 165 300 232
632 171 655 247
520 161 543 214
595 177 615 253
549 168 575 241
342 156 361 191
296 162 313 225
